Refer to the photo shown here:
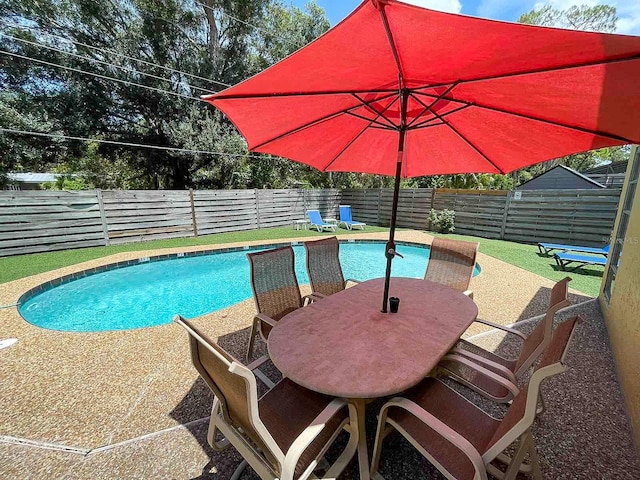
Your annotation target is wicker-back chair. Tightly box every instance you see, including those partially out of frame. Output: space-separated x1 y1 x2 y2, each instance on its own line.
440 277 572 405
424 237 479 297
246 246 305 361
371 316 580 480
304 237 359 298
175 316 358 480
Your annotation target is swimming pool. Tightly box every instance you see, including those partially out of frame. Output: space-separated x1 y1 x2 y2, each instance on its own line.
19 240 481 332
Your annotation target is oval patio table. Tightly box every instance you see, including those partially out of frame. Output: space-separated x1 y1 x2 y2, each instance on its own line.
268 277 478 480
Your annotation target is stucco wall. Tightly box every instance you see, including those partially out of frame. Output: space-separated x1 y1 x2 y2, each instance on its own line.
600 145 640 449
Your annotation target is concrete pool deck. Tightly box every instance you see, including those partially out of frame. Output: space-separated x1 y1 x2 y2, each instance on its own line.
1 230 637 478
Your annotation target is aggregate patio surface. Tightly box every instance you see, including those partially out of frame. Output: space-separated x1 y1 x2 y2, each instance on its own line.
0 230 638 479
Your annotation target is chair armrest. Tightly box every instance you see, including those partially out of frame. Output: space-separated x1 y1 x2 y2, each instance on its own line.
473 319 527 340
447 349 518 383
463 289 474 299
303 293 326 305
281 398 349 480
441 354 520 400
381 397 486 477
255 313 278 328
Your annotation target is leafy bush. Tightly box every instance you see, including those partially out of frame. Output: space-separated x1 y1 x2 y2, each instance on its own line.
429 209 456 233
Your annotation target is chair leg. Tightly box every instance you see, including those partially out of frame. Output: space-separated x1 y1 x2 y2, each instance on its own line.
246 318 258 362
207 399 230 451
370 404 390 478
503 431 534 480
324 403 360 479
230 460 249 480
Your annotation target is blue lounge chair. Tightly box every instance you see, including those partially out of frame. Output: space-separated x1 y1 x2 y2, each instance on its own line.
554 252 607 271
338 205 366 230
538 242 609 256
306 209 336 232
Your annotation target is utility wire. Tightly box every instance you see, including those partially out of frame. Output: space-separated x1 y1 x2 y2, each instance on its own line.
0 49 204 101
0 32 218 95
1 21 232 89
0 127 272 160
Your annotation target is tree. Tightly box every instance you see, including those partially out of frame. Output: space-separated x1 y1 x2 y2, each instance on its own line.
1 0 332 189
513 3 629 184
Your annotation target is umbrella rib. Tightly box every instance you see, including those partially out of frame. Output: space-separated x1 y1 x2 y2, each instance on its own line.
409 104 471 130
208 88 400 101
378 4 405 86
413 91 635 143
249 93 397 151
406 83 459 128
410 53 640 90
322 95 400 171
345 111 396 129
419 100 503 173
352 94 399 129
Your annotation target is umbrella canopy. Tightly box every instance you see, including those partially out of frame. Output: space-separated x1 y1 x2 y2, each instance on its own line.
204 0 640 311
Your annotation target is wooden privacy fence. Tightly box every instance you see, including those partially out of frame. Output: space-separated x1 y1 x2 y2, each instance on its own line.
0 187 620 257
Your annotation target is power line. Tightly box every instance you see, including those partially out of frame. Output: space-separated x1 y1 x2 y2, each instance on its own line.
0 32 218 95
0 49 204 101
1 21 232 89
0 127 271 160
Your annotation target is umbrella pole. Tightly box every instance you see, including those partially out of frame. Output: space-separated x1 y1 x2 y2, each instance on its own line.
381 159 403 312
381 90 409 313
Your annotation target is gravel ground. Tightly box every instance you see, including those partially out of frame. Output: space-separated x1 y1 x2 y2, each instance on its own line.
0 231 637 479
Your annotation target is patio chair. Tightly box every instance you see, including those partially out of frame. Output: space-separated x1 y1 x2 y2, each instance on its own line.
538 242 609 256
303 236 360 298
439 277 572 405
175 316 359 480
247 246 319 361
371 316 581 480
424 237 479 298
306 210 337 232
554 252 607 271
338 205 366 230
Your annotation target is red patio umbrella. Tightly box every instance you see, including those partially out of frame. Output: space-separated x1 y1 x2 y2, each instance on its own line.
204 0 640 312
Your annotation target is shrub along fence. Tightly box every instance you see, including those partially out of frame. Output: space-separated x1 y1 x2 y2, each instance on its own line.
0 187 619 257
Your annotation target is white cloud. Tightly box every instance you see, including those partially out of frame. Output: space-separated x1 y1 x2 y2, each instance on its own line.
477 0 640 35
402 0 462 14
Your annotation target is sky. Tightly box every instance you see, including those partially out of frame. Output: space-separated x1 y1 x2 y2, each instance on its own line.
291 0 640 35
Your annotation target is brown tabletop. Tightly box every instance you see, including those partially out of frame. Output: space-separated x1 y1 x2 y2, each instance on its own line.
268 277 478 399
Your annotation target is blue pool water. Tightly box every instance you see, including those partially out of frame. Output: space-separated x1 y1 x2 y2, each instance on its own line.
19 242 480 332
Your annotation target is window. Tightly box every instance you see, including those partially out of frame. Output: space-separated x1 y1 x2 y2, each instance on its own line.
604 147 640 303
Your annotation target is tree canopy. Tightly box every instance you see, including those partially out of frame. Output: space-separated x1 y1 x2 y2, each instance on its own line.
0 1 631 191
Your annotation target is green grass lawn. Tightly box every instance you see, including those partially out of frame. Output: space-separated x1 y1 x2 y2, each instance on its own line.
1 226 604 297
434 232 604 297
0 226 389 284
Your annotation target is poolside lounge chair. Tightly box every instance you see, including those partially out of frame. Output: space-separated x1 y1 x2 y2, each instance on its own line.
304 237 360 298
439 277 571 404
371 316 580 480
338 205 365 230
306 210 337 232
174 316 359 480
424 237 479 298
538 242 609 256
246 246 319 361
555 252 608 271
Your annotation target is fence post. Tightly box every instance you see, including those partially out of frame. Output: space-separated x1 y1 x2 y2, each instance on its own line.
255 189 261 229
95 189 110 246
499 190 512 240
377 188 382 226
189 189 198 237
